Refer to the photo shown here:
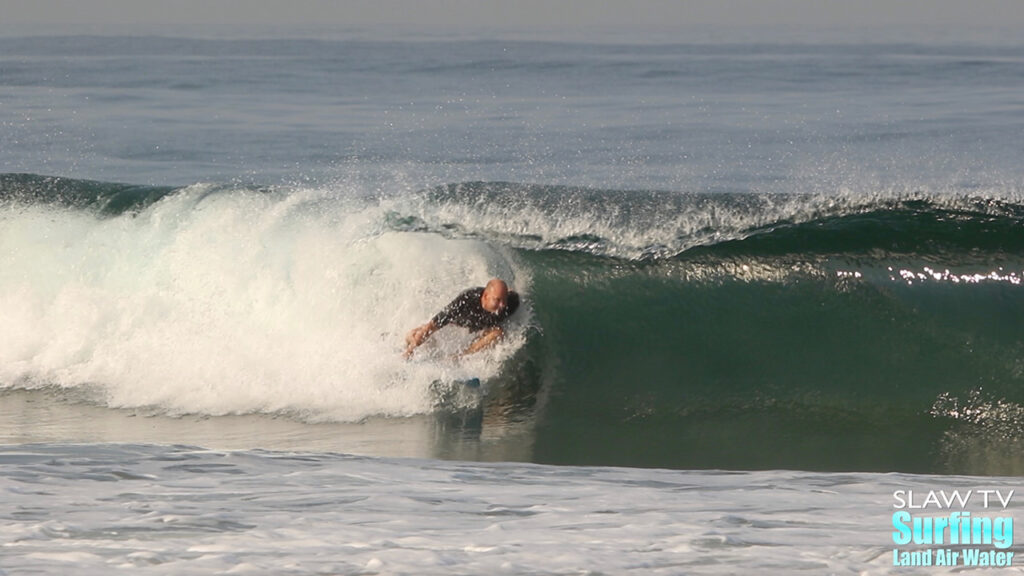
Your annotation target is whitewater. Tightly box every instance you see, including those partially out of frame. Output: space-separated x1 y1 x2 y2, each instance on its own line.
2 179 527 422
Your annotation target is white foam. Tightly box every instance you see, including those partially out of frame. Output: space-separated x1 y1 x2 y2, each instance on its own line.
4 443 1018 575
0 185 528 421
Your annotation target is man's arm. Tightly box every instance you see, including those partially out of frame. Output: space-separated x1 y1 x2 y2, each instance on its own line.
405 289 477 358
458 326 503 358
404 319 439 358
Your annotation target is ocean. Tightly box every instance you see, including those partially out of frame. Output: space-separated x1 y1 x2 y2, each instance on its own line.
2 29 1024 574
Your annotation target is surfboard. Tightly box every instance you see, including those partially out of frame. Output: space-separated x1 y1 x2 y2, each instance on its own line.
429 377 480 391
428 377 482 410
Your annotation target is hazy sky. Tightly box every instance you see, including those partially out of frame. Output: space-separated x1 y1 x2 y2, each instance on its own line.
3 0 1022 41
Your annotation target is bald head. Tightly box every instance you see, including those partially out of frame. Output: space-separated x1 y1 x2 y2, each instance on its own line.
481 278 510 314
485 278 508 295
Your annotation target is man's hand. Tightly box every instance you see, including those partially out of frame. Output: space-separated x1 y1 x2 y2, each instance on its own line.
403 321 437 359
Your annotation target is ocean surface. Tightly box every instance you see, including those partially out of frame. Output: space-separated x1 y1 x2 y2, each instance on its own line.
2 29 1024 573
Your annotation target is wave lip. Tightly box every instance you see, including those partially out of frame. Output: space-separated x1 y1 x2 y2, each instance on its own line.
0 173 177 215
383 181 1024 263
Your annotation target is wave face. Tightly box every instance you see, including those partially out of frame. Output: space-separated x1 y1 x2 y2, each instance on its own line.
4 175 1024 474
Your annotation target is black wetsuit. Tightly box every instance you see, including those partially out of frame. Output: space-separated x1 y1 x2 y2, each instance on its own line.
431 287 520 332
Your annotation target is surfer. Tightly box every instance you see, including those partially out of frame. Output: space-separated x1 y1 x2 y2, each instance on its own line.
403 278 520 359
